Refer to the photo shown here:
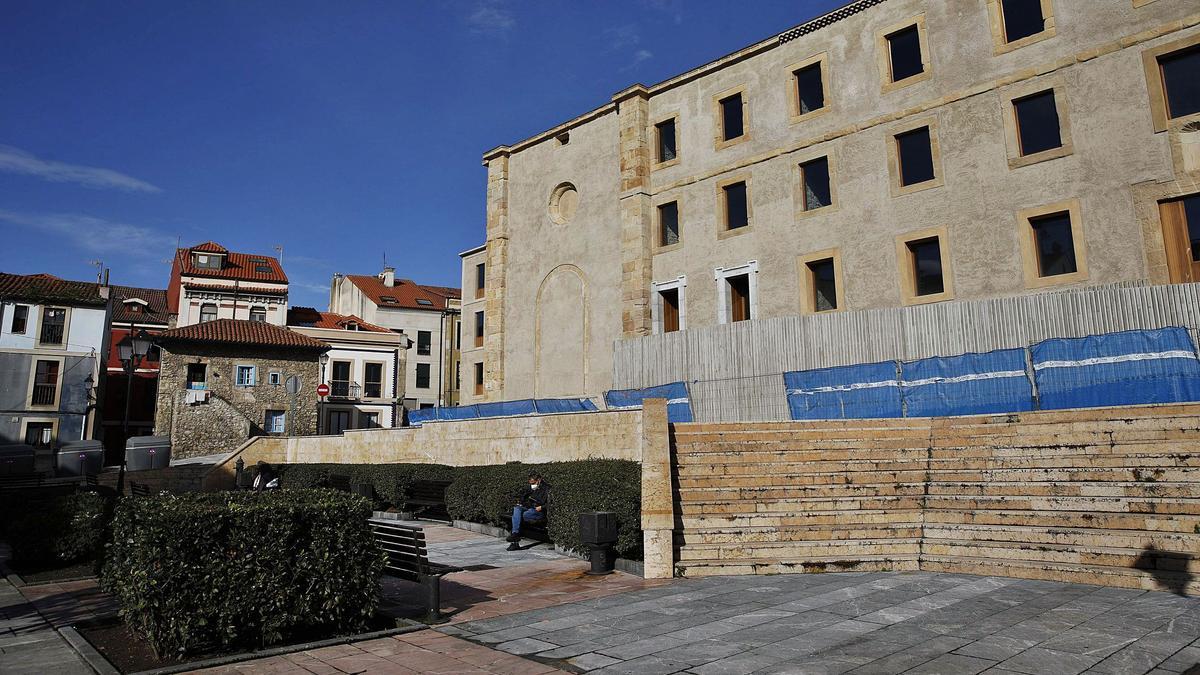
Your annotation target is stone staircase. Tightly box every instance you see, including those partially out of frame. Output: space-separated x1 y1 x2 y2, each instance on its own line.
671 405 1200 594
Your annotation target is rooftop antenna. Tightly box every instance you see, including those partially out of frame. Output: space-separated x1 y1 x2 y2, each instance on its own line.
383 251 388 268
274 245 284 267
88 260 104 283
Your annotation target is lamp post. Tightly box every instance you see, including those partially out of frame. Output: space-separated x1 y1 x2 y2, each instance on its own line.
116 329 152 496
318 353 329 434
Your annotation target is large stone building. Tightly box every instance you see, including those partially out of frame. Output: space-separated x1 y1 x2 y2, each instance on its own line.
469 0 1200 403
328 268 461 411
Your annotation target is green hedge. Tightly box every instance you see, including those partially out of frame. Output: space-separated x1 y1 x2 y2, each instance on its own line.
3 492 110 568
445 460 643 559
275 463 457 509
101 490 384 657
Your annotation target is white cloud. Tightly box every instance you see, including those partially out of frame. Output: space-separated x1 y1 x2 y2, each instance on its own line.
0 209 177 255
0 145 161 193
632 49 653 65
467 0 515 35
604 24 641 51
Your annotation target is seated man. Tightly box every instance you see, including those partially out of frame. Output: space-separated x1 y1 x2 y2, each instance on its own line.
506 471 549 550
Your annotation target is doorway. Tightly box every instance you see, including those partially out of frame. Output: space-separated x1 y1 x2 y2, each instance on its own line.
326 410 350 435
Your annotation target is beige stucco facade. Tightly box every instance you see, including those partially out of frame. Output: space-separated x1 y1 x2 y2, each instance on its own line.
457 245 488 404
473 0 1200 403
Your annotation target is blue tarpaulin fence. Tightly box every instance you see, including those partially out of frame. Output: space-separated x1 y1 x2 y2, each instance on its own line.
407 397 597 426
1032 327 1200 410
604 382 694 423
782 327 1200 420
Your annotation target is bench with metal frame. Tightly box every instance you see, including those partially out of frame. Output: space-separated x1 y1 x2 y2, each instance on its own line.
0 472 96 495
368 519 461 622
403 479 453 520
129 481 151 497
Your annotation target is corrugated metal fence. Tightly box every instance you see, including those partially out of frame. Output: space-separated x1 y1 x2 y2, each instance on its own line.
611 282 1200 422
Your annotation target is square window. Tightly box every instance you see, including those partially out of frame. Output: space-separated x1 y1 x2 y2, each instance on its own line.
268 371 281 386
794 63 825 116
186 363 207 390
723 181 749 230
264 410 286 434
719 93 744 142
1013 90 1062 156
416 363 431 389
1030 211 1078 277
655 118 677 163
1160 46 1200 121
727 274 751 323
886 25 924 83
906 237 945 296
235 365 256 387
359 412 380 429
39 308 65 345
474 362 485 396
806 258 838 312
24 422 54 449
1000 0 1046 43
660 288 681 333
896 127 936 186
658 201 680 246
800 157 832 211
32 360 59 405
331 361 351 397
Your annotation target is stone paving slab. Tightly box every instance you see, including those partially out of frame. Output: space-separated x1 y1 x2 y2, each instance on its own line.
0 575 93 675
447 572 1200 674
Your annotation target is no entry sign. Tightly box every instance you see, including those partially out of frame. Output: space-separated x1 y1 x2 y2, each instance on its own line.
316 383 330 397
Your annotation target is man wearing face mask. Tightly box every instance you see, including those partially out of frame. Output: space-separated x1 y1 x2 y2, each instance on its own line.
506 471 549 550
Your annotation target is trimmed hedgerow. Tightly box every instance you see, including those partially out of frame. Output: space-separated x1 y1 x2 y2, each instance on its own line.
4 492 109 568
101 490 384 657
275 463 458 509
445 460 643 560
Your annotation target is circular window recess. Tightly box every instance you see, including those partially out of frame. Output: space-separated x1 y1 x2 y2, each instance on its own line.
549 182 579 224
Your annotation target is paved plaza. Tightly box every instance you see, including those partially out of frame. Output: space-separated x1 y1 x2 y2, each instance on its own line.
2 522 1198 674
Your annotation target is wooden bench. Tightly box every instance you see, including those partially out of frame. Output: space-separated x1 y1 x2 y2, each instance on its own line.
403 480 453 520
0 472 92 495
368 519 461 622
129 481 151 497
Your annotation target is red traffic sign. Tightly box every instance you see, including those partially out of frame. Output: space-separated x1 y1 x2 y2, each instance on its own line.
316 383 330 397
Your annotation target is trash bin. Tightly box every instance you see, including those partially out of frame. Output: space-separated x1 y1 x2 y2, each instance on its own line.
0 444 36 475
57 440 106 477
579 511 619 575
125 435 171 471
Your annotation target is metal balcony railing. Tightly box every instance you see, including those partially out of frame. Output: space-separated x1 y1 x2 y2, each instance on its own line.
39 323 64 345
31 383 56 405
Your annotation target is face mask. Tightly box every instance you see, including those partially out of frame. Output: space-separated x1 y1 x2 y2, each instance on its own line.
530 482 540 489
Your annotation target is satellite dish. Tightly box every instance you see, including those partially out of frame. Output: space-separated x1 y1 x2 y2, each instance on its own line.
285 376 302 395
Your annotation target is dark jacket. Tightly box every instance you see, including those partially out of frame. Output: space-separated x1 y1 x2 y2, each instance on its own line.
517 481 550 511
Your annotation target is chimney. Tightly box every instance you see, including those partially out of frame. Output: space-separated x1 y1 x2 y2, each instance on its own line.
380 266 395 287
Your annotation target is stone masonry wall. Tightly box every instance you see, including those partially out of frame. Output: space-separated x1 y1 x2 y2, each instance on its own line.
671 403 1200 594
156 344 321 458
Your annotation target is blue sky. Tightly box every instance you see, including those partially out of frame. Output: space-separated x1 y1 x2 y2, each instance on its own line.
0 0 842 309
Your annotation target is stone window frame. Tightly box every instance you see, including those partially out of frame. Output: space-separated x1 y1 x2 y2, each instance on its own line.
712 84 751 151
875 14 932 95
34 306 71 349
1142 33 1200 134
653 193 684 253
26 355 65 411
714 260 759 325
895 225 955 306
985 0 1056 55
1001 76 1074 169
363 360 387 399
474 310 485 349
793 147 840 220
716 174 754 240
475 262 486 300
652 113 681 171
21 416 58 449
797 248 845 316
474 361 485 396
787 52 831 125
886 115 945 198
1017 198 1089 288
234 364 257 388
651 275 688 335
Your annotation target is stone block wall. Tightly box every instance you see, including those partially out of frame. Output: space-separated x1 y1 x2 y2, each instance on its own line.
671 404 1200 594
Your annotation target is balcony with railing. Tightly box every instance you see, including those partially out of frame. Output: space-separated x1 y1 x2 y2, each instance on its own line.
39 322 64 345
330 380 360 399
31 383 57 405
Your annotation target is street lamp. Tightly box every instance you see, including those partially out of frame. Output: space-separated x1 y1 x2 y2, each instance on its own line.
116 329 152 496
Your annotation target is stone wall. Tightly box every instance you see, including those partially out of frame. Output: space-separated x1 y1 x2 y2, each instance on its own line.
669 403 1200 594
203 409 647 489
156 344 321 458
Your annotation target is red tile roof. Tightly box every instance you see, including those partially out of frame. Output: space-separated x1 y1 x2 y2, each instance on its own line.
175 243 288 284
346 275 460 311
157 319 329 350
111 285 169 325
0 272 108 307
286 307 393 334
